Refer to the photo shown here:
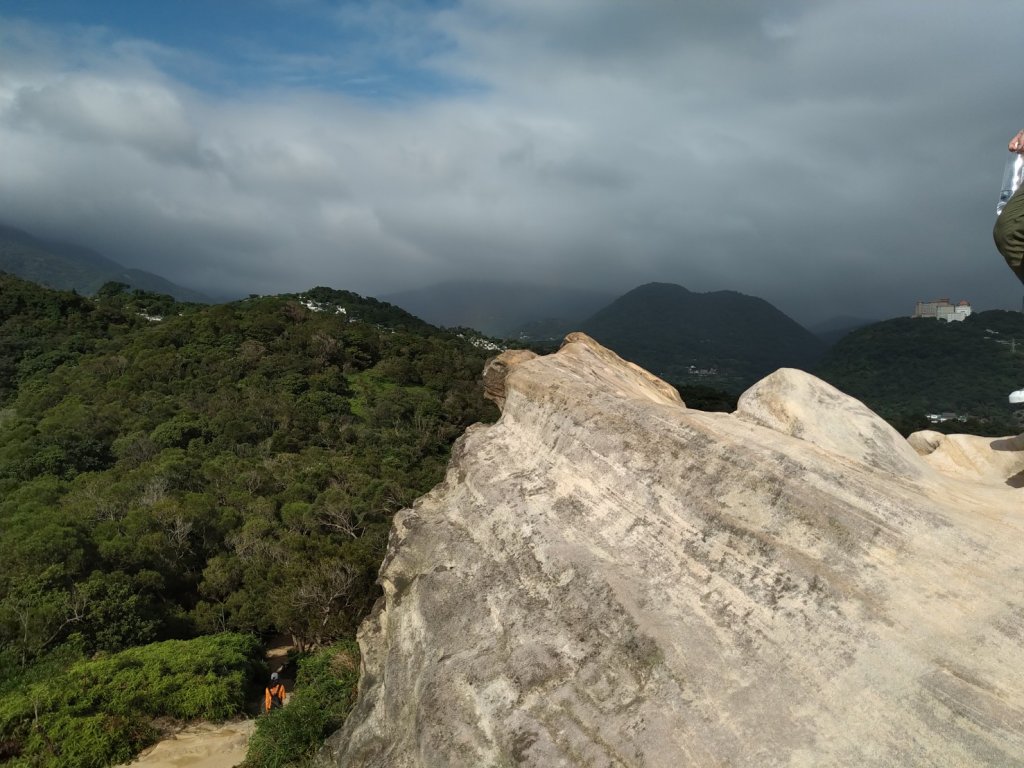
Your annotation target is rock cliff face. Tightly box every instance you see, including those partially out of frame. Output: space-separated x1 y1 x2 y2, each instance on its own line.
321 333 1024 767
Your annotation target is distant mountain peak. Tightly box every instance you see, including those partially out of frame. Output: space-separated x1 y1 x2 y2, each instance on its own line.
579 283 823 389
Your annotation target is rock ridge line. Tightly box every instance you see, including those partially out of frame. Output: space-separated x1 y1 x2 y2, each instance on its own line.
321 333 1024 767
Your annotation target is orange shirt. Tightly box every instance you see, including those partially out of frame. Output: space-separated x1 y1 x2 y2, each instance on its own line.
265 683 286 711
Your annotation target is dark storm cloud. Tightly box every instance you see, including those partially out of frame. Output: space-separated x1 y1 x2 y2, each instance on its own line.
0 1 1022 322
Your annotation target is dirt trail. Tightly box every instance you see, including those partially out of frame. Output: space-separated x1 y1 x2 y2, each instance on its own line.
265 643 293 681
121 720 254 768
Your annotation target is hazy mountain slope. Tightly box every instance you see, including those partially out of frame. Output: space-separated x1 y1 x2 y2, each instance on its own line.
814 311 1024 427
0 223 211 302
382 280 615 338
579 282 826 389
808 314 883 346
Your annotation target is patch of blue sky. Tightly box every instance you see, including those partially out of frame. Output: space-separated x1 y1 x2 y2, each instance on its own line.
2 0 482 101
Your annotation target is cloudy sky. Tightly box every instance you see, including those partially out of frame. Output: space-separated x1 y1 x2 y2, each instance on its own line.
1 0 1023 324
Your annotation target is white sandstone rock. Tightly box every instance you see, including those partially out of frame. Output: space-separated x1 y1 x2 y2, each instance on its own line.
321 333 1024 768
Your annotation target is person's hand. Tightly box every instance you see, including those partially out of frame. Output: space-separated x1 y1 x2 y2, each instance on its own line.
1010 129 1024 153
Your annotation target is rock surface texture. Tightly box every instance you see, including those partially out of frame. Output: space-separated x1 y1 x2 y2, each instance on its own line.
321 333 1024 767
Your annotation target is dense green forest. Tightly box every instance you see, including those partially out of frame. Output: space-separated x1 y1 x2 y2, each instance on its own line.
814 311 1024 436
0 274 497 764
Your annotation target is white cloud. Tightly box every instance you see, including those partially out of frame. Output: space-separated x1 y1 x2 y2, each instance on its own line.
9 74 200 163
0 1 1022 321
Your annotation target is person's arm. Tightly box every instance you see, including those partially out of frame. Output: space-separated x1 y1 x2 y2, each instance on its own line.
264 687 271 712
1010 129 1024 153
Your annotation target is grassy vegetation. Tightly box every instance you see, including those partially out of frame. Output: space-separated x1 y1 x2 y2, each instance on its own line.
0 633 262 767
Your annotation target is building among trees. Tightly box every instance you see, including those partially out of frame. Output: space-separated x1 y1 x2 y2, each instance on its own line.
912 298 972 322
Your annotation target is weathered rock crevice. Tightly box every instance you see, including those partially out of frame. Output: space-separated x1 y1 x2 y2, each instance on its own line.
321 333 1024 768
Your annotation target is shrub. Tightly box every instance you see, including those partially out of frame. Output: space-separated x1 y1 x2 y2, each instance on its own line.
0 633 262 767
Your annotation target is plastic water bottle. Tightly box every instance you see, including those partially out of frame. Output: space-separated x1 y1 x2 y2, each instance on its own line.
996 152 1024 215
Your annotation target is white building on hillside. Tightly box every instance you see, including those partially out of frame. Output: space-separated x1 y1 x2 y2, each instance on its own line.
913 298 972 322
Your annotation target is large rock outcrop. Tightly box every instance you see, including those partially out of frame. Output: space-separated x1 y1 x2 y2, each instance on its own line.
321 333 1024 767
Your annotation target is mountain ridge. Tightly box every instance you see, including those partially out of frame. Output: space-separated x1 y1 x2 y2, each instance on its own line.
814 310 1024 432
382 280 616 338
0 223 213 303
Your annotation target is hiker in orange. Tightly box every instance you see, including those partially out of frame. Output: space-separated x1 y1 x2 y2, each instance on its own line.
264 671 286 712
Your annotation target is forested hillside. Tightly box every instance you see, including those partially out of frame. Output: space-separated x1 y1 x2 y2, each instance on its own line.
814 310 1024 435
0 275 497 764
